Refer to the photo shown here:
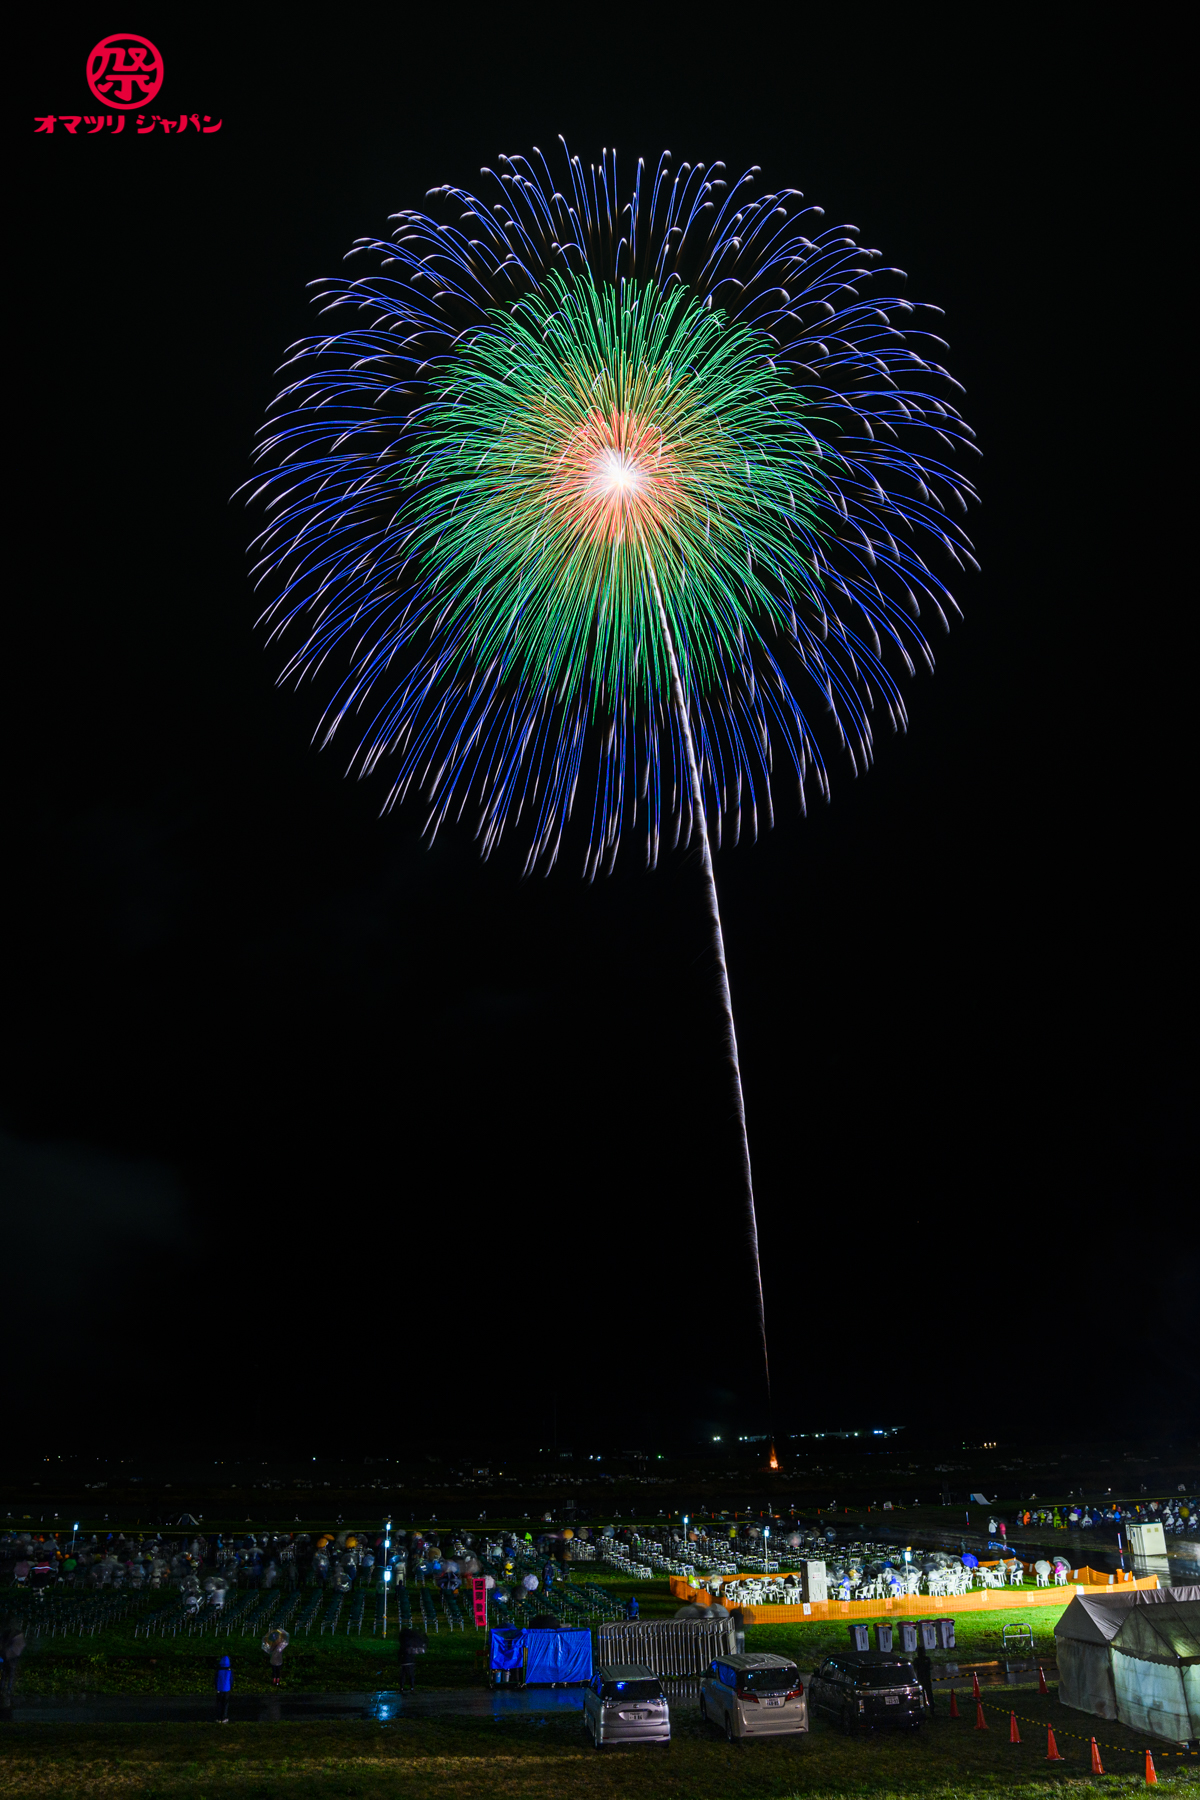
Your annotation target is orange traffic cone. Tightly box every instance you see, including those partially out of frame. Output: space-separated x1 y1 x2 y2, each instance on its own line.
974 1702 988 1730
1145 1749 1158 1784
972 1671 982 1699
1038 1664 1049 1695
1046 1726 1065 1761
1090 1737 1104 1774
949 1687 960 1718
1009 1711 1021 1743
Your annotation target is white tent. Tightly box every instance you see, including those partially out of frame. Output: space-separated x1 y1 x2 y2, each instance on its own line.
1055 1588 1200 1745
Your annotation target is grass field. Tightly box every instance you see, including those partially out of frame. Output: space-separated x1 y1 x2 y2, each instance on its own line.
6 1578 1198 1798
2 1698 1197 1799
9 1577 1066 1694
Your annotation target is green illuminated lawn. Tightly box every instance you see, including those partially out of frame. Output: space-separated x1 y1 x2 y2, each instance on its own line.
7 1587 1198 1799
745 1603 1063 1670
11 1579 1069 1696
3 1698 1197 1799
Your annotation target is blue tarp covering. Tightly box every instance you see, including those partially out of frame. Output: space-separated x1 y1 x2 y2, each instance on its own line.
489 1627 524 1671
524 1627 592 1685
489 1626 592 1682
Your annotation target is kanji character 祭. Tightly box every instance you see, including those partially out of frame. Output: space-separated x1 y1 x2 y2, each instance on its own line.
86 34 164 110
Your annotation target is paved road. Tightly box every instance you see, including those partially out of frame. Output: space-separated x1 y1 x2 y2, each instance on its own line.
1 1687 594 1724
0 1667 1054 1726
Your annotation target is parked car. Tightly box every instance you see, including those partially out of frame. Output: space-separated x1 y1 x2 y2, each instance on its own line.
807 1651 926 1731
582 1662 670 1749
699 1652 808 1743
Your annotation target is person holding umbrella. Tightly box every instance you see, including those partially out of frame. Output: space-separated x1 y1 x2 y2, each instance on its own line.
0 1620 26 1704
262 1628 289 1688
396 1625 427 1693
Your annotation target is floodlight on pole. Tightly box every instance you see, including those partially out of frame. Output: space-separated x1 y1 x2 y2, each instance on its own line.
382 1517 393 1638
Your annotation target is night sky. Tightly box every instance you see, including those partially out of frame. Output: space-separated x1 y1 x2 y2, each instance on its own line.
13 17 1190 1460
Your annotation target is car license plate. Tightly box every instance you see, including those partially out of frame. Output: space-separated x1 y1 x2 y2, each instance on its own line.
885 1697 899 1705
763 1698 784 1707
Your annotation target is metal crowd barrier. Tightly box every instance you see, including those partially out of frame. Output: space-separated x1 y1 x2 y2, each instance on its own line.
596 1618 736 1676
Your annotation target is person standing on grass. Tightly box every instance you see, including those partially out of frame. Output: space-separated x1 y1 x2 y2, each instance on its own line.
1 1621 26 1704
396 1625 427 1693
215 1653 233 1722
262 1628 289 1688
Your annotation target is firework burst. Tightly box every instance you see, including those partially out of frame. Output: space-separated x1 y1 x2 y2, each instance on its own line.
248 140 977 878
246 142 978 1412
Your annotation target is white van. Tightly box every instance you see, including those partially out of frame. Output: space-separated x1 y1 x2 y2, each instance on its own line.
582 1662 670 1749
699 1651 808 1742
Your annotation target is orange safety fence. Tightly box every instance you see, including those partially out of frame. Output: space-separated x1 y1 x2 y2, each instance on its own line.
668 1569 1157 1625
977 1559 1143 1587
1069 1564 1146 1587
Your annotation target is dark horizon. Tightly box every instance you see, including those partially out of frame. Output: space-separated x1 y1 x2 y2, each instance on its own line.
6 1426 1197 1521
11 18 1192 1460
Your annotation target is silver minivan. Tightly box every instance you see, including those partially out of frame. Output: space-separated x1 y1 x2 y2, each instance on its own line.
582 1662 671 1749
700 1651 809 1743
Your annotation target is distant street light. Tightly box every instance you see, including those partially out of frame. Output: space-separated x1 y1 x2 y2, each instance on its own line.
382 1517 393 1638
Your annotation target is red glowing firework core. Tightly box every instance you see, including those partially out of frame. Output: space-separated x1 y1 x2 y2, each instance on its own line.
549 407 685 548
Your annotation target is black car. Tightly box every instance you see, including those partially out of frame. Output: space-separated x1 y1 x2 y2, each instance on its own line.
808 1652 926 1731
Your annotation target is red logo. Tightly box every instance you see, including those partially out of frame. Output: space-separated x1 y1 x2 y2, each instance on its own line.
85 33 164 110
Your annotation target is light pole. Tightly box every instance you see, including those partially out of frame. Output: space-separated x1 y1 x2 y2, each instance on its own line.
763 1524 770 1575
382 1518 392 1639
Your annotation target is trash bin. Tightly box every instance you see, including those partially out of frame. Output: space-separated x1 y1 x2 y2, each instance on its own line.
848 1623 870 1651
874 1622 894 1653
899 1621 918 1654
919 1619 938 1651
937 1617 956 1650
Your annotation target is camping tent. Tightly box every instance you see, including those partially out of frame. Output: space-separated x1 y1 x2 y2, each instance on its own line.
1055 1588 1200 1745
